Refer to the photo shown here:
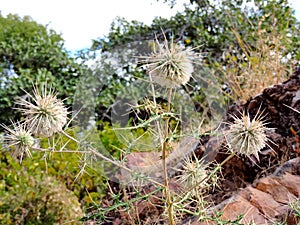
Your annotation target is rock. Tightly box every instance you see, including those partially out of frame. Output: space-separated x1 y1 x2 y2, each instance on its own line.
256 176 297 204
218 158 300 224
274 173 300 196
182 157 300 225
120 136 199 184
239 186 285 219
273 157 300 176
219 195 268 224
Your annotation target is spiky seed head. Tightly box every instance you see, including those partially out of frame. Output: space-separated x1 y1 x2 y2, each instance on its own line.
1 122 34 162
141 36 199 88
225 111 271 161
143 98 163 115
177 154 208 196
16 84 68 137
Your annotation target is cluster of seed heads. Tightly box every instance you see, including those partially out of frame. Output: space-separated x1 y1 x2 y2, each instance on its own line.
1 84 68 162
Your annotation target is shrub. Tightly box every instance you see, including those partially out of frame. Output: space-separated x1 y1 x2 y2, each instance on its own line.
0 153 83 225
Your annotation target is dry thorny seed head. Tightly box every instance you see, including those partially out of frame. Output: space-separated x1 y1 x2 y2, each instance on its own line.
140 34 201 88
16 84 68 137
176 153 210 196
1 122 35 163
225 110 274 161
142 98 164 115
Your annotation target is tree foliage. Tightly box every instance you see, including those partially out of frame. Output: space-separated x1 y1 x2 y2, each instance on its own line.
0 14 85 125
94 0 299 61
86 0 299 118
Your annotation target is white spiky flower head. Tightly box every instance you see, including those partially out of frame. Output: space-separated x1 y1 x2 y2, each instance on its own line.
1 122 34 163
16 84 68 137
141 34 200 88
225 110 272 161
176 153 209 196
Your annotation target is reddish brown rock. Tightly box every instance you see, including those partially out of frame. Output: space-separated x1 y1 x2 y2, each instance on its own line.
239 186 285 219
189 174 300 225
274 173 300 196
256 176 297 204
125 151 160 168
219 195 267 224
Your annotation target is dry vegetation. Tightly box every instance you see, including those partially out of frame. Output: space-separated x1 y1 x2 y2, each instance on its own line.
220 14 293 102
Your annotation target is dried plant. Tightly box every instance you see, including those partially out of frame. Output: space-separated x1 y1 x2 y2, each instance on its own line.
16 84 68 137
225 110 273 161
138 33 203 225
140 34 200 88
176 154 209 196
220 13 292 102
1 122 35 162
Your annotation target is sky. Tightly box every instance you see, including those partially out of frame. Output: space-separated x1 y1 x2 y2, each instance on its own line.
0 0 187 51
0 0 299 52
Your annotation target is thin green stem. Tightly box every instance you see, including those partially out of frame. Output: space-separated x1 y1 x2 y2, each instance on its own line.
149 74 164 146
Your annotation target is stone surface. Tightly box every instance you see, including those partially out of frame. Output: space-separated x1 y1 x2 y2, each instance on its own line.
239 186 285 219
256 176 296 204
219 195 268 224
183 158 300 225
274 173 300 196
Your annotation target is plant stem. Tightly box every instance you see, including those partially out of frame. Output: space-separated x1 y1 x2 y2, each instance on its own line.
149 76 174 223
60 130 164 187
149 74 164 146
162 88 174 225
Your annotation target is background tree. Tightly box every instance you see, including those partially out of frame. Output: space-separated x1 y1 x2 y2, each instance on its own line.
93 0 299 62
86 0 299 117
0 14 85 125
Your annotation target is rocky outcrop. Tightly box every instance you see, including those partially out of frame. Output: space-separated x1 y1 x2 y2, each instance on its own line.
181 68 300 224
185 158 300 225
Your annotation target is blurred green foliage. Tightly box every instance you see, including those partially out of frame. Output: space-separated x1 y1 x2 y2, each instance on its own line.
0 121 133 224
0 14 86 126
93 0 300 59
88 0 299 113
0 164 83 224
0 151 85 224
0 127 117 224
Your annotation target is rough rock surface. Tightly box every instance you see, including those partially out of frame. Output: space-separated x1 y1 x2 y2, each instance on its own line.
194 68 300 206
183 69 300 225
185 158 300 225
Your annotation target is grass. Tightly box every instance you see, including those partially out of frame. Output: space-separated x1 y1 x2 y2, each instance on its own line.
218 12 292 103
